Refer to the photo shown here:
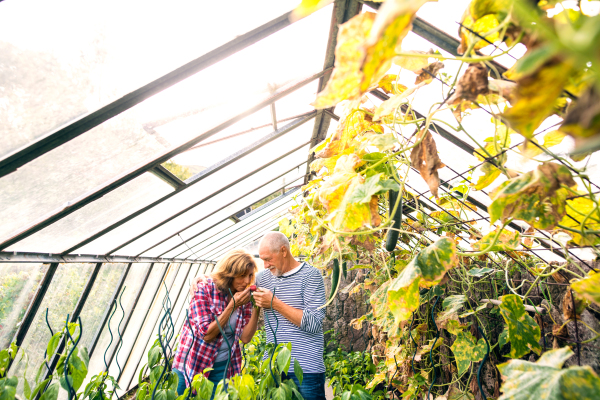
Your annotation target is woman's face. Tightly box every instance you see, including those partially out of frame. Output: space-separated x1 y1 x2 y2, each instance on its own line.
231 271 254 293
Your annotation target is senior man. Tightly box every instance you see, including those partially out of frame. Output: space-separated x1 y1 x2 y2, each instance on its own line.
252 231 327 400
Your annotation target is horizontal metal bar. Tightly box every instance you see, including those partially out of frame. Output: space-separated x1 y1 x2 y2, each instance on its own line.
62 113 316 256
170 185 300 258
0 251 210 264
0 68 329 252
208 223 280 261
126 141 312 257
157 167 305 258
150 165 186 189
0 11 294 179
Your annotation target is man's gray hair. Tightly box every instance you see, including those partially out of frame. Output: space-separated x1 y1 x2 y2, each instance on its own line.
259 231 290 253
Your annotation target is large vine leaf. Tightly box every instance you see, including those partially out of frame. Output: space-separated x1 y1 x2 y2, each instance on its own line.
387 238 458 324
348 173 400 204
410 130 446 198
437 295 467 321
373 82 425 121
572 271 600 307
450 331 487 376
558 196 600 246
501 59 573 138
312 13 376 108
498 347 600 400
489 162 577 229
560 85 600 152
472 228 520 252
498 294 542 358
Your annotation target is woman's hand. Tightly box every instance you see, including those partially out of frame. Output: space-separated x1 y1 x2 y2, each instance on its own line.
231 287 252 308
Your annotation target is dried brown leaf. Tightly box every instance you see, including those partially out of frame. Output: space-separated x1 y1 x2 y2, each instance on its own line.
410 130 446 197
415 61 444 85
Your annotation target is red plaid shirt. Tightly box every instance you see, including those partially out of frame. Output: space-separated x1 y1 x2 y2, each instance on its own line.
172 277 253 385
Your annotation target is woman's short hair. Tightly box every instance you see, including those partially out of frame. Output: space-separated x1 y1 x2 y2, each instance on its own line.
212 249 257 292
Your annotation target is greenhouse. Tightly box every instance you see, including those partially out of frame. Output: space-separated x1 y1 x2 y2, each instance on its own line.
1 0 600 399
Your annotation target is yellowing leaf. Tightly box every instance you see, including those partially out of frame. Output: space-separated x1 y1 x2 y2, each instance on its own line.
393 49 432 72
361 13 413 93
450 331 487 376
290 0 332 22
387 238 458 324
498 347 600 400
502 59 573 138
543 130 567 148
473 162 502 190
313 13 376 109
472 227 520 252
498 294 542 359
572 271 600 307
373 82 425 121
558 195 600 246
358 131 398 152
377 74 404 94
489 162 577 229
410 130 446 198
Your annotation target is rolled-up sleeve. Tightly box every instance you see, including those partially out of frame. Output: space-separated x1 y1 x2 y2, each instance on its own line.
189 284 215 337
299 269 326 333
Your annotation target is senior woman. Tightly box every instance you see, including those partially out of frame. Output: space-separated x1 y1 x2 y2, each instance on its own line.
172 249 260 398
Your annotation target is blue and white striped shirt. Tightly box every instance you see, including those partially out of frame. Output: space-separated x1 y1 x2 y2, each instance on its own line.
256 262 326 373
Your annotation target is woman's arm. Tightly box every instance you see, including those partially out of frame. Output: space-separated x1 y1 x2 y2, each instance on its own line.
240 307 260 344
203 288 251 343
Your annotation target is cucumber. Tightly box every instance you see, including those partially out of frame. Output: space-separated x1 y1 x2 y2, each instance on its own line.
329 259 341 301
342 261 347 280
385 189 403 252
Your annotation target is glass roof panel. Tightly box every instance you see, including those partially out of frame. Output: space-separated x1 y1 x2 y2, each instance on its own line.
5 173 173 253
77 121 312 256
0 5 331 247
207 221 282 261
0 0 300 158
136 160 307 258
160 195 295 259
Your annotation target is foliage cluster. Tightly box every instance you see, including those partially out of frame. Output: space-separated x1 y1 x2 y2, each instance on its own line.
284 0 600 398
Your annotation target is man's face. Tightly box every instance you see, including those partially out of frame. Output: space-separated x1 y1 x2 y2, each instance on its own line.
259 244 284 277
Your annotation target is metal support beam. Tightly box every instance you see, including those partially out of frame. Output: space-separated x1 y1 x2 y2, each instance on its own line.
270 103 278 131
0 68 330 252
150 165 186 189
114 263 170 383
88 263 132 357
0 11 296 179
6 263 59 373
39 263 103 391
169 188 298 258
0 252 206 264
62 112 316 255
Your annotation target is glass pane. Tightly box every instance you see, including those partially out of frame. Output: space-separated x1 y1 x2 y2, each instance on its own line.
78 121 312 256
117 263 191 394
5 173 173 253
115 263 180 393
191 204 293 259
160 196 295 259
8 263 96 396
168 264 202 350
0 5 331 247
208 221 281 260
0 263 47 349
84 263 152 386
140 166 306 258
0 0 300 158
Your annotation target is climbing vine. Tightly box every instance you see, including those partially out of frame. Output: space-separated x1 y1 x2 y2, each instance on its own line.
285 0 600 398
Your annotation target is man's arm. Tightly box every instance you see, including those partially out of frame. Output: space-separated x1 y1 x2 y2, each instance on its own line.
253 288 303 327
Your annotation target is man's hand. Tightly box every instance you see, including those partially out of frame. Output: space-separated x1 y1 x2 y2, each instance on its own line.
253 288 277 309
189 275 209 297
231 288 252 308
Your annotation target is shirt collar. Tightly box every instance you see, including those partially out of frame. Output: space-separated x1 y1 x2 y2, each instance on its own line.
281 262 304 277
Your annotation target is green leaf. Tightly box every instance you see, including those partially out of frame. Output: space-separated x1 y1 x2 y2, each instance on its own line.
439 295 467 319
0 378 18 400
148 347 161 368
489 163 576 229
271 386 287 400
467 267 494 277
348 173 399 204
387 238 458 325
450 331 487 376
23 377 31 400
294 359 303 386
276 346 291 374
39 382 60 400
498 294 542 358
46 333 62 358
498 347 600 400
499 327 509 349
514 45 558 78
473 228 520 252
572 271 600 307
